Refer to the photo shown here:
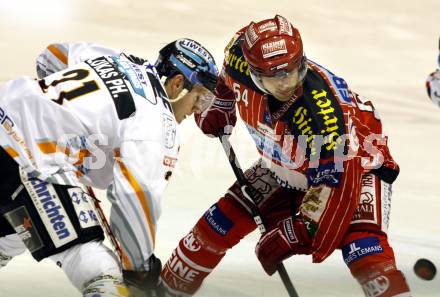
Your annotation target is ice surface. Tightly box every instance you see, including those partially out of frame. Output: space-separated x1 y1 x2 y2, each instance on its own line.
0 0 439 296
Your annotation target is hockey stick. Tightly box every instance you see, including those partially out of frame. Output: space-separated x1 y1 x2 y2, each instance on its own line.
86 186 123 263
218 134 299 297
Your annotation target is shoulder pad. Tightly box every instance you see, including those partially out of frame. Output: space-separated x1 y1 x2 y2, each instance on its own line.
307 60 353 104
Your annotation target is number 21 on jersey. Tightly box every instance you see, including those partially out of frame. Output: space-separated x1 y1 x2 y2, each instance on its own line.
38 68 100 105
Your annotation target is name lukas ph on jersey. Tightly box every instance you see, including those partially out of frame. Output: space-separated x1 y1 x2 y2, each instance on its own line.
86 57 130 99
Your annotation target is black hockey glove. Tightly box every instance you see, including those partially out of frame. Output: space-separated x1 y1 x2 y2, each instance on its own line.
122 254 164 297
126 54 148 66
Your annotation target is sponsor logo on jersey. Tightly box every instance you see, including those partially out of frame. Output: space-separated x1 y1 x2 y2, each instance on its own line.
381 182 392 232
257 121 276 141
166 248 205 284
285 69 346 162
204 204 234 236
330 74 351 103
246 124 297 169
224 39 261 91
86 56 135 120
342 237 384 266
0 107 14 127
3 206 44 253
68 188 100 229
263 111 272 125
261 39 288 59
300 185 331 231
351 174 377 224
310 89 342 152
163 155 177 168
307 162 342 187
112 55 147 99
362 275 390 297
163 114 177 149
23 173 78 248
309 60 352 103
0 107 35 164
183 231 201 252
225 52 250 76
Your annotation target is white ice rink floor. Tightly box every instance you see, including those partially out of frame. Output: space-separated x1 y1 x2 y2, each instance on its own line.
1 0 440 296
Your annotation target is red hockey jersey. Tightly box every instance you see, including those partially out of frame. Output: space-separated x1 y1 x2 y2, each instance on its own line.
215 30 399 262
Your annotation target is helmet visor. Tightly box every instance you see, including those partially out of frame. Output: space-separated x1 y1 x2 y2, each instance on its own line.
249 55 307 101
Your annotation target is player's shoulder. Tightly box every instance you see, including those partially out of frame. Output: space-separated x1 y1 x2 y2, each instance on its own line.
304 60 353 106
222 30 258 90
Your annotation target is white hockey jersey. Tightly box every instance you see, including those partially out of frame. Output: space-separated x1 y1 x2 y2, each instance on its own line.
0 44 180 270
427 69 440 107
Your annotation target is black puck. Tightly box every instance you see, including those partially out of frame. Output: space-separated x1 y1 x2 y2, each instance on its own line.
414 258 436 281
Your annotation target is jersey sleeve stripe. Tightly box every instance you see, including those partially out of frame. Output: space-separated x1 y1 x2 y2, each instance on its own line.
114 150 156 248
37 141 58 153
4 146 19 158
37 141 71 155
121 250 133 270
47 44 68 65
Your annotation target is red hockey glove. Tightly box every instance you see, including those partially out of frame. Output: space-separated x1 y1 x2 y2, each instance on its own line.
194 96 236 137
255 217 312 276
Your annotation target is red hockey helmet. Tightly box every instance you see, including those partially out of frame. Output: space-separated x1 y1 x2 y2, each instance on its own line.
242 15 307 98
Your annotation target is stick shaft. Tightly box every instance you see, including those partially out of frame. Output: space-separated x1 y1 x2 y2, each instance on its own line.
218 135 299 297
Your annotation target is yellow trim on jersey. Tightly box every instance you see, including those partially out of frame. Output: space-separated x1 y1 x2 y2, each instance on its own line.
37 141 73 155
121 250 133 271
114 149 156 267
4 146 19 158
47 44 68 65
37 141 58 153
